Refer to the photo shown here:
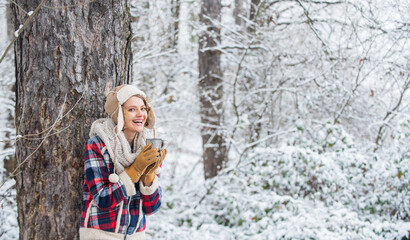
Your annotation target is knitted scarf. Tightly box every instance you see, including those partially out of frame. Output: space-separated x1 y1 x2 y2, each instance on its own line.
89 118 153 174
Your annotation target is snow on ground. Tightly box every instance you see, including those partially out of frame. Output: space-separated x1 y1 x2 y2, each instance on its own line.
145 121 409 240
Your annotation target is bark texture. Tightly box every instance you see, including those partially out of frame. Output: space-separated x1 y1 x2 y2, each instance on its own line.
12 1 133 239
198 0 226 179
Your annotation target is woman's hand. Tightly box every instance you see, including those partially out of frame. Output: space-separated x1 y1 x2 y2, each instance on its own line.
125 143 160 182
142 149 167 186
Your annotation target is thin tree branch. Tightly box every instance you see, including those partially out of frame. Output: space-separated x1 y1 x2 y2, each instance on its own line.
375 75 410 149
296 0 334 57
9 0 27 15
0 0 48 65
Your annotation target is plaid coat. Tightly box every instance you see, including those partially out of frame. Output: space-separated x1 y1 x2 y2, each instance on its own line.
80 136 161 239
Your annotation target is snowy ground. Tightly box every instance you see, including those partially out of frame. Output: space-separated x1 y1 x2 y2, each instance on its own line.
144 125 410 240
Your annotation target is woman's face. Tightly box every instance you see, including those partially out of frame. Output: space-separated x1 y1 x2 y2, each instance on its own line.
122 96 148 134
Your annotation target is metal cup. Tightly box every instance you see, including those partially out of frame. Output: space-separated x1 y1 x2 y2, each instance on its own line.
146 138 163 150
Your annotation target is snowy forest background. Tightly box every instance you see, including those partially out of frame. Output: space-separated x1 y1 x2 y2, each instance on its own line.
0 0 409 239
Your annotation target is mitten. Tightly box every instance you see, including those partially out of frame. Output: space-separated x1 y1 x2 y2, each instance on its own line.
124 143 160 182
142 149 167 185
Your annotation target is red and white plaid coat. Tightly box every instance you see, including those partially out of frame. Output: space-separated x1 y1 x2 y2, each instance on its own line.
80 136 161 239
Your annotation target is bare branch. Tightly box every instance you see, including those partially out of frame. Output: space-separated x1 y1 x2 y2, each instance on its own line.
375 75 410 149
9 0 27 15
296 0 334 57
0 0 48 65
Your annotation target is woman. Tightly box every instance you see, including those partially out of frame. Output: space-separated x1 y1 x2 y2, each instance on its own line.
80 84 166 239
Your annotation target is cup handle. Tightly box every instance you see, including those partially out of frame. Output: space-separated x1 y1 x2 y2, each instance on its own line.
161 140 167 149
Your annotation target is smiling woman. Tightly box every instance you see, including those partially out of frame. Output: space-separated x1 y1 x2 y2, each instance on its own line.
122 96 150 143
79 84 167 240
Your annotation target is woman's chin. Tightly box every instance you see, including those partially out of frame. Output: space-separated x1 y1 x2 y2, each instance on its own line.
134 125 145 133
123 125 144 135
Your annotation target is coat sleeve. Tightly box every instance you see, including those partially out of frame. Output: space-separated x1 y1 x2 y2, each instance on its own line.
84 138 134 211
139 173 162 215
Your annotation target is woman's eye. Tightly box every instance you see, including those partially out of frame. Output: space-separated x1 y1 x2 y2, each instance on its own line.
129 108 135 112
141 107 147 111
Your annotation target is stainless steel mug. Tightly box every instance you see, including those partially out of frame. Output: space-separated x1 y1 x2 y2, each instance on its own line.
146 138 163 150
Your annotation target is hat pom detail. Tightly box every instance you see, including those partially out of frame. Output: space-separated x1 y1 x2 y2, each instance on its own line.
109 173 120 183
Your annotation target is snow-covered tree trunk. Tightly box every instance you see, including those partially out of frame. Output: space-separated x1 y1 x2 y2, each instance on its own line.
249 0 260 21
234 0 247 32
12 0 133 239
198 0 226 179
170 0 180 48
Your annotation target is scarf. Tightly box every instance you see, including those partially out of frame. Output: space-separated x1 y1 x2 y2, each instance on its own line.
89 118 153 174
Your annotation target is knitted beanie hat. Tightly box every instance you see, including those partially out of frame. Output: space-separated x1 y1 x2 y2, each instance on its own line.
104 84 155 134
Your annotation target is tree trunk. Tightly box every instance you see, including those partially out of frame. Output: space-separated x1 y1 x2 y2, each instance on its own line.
170 0 180 48
248 0 261 32
198 0 226 179
12 1 133 239
249 0 260 21
234 0 247 32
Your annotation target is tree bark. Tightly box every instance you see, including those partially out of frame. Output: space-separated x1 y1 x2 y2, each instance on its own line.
12 0 133 239
198 0 226 179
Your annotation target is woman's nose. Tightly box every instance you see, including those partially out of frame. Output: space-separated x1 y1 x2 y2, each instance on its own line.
136 108 143 115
